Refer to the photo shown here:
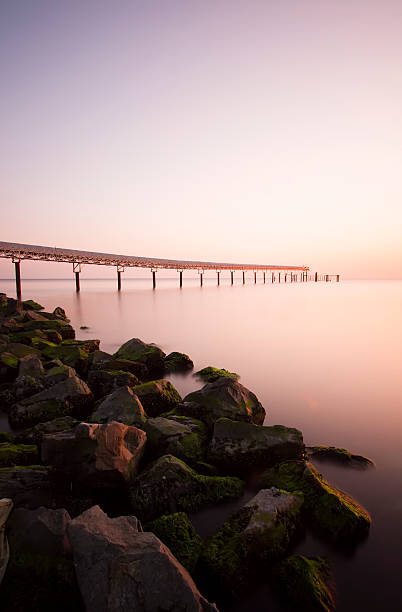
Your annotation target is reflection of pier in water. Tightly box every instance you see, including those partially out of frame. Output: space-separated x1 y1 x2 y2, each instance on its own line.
0 241 339 299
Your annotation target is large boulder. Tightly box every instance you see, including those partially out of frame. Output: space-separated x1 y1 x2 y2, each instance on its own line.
181 378 266 429
67 505 217 612
13 374 45 401
87 369 140 399
90 386 146 427
19 319 76 340
14 416 78 446
133 379 182 417
9 375 94 428
43 364 77 387
18 353 44 378
0 466 53 509
259 460 371 545
144 416 207 466
41 421 147 487
130 454 244 522
41 342 89 375
195 367 239 383
91 356 148 380
198 488 303 598
306 445 375 469
208 418 304 475
114 338 166 377
164 351 194 373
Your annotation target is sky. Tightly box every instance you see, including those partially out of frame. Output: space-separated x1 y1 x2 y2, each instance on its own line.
1 0 402 279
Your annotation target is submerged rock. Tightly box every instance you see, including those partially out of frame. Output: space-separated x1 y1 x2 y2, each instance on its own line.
198 488 303 598
130 454 244 522
195 366 239 383
259 460 371 544
164 352 194 373
307 446 375 469
273 554 335 612
90 386 146 427
114 337 166 377
67 505 217 612
208 418 304 474
181 378 265 429
41 421 146 487
133 379 182 417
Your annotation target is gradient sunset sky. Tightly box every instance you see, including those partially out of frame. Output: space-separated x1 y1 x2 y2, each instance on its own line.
1 0 402 279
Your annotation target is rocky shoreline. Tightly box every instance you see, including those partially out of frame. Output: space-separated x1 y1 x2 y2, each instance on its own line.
0 293 372 611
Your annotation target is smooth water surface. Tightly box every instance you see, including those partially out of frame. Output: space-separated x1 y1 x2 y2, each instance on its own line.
1 277 402 610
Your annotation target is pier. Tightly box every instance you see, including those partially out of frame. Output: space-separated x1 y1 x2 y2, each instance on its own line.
0 241 339 297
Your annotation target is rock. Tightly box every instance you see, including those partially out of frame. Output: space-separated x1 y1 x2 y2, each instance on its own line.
0 498 13 585
44 364 77 387
91 356 148 379
61 339 100 354
259 460 371 544
53 306 68 320
41 342 89 375
14 416 78 446
3 342 41 360
42 421 147 487
130 454 244 522
307 446 375 469
164 351 194 373
13 374 45 401
18 353 44 378
274 554 335 612
133 379 182 417
22 299 44 311
114 337 166 377
9 375 94 428
144 416 207 465
198 488 303 598
208 419 304 475
3 506 82 611
9 328 48 345
145 512 202 573
0 442 38 467
0 431 13 443
88 350 113 368
0 466 52 509
181 378 266 429
87 369 140 399
67 505 217 612
43 329 63 344
195 366 239 382
91 386 146 427
20 319 76 340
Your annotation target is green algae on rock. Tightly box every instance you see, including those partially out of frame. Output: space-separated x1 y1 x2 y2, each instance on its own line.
145 512 202 573
129 454 244 522
164 351 194 372
307 445 375 469
87 368 140 399
90 386 146 427
144 416 207 466
114 337 166 377
0 443 39 467
133 380 182 417
274 554 335 612
260 460 371 544
195 366 239 382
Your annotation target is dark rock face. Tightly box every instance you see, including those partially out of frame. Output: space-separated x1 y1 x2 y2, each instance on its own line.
195 367 239 383
87 369 140 399
144 417 207 466
307 445 375 469
130 454 244 522
259 460 371 545
7 506 72 559
18 354 44 378
67 505 217 612
92 356 148 380
14 416 78 446
41 421 147 487
9 375 94 427
0 442 38 467
0 466 53 509
114 338 166 377
164 352 194 373
208 419 304 475
134 380 182 417
198 488 303 599
91 386 146 427
181 378 266 429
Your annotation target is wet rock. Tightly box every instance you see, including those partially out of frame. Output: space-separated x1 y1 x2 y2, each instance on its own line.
181 378 265 429
13 374 45 401
44 364 77 387
208 418 304 475
91 386 146 427
87 369 140 399
0 498 13 585
259 460 371 545
144 416 207 465
274 554 335 612
41 342 89 375
114 337 166 377
91 355 148 379
20 319 76 340
0 466 52 509
22 299 44 312
195 366 239 383
130 454 244 522
198 488 303 598
164 351 194 373
42 421 147 487
0 442 38 467
67 505 217 612
145 512 202 573
18 354 44 378
133 379 182 417
307 446 375 469
14 416 78 446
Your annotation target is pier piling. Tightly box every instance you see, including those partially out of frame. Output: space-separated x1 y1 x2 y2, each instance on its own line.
152 270 156 289
254 271 257 284
242 271 245 284
179 271 183 288
231 271 234 285
217 271 220 286
14 260 21 300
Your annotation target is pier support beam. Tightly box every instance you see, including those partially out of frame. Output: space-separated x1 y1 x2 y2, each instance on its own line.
14 259 21 300
272 272 275 283
73 263 81 292
242 271 245 284
279 272 281 283
315 272 318 282
217 271 220 286
254 271 257 284
117 266 124 291
199 271 203 287
231 271 234 285
336 274 340 282
263 272 265 284
179 270 183 288
152 270 156 289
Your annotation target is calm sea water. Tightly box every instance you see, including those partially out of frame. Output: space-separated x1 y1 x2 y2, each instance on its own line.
1 277 402 610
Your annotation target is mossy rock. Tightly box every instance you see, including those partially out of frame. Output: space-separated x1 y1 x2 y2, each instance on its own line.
41 343 89 376
260 460 371 544
1 351 19 368
133 380 182 417
114 337 166 376
273 554 335 612
22 299 44 311
4 343 41 360
87 369 140 399
129 454 244 522
0 442 39 467
145 512 202 573
61 339 100 354
9 329 47 345
91 357 148 380
307 445 375 469
144 416 208 465
15 416 78 445
21 319 75 339
164 352 194 373
195 366 239 382
0 430 14 443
